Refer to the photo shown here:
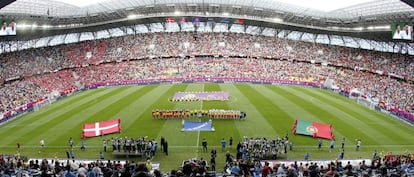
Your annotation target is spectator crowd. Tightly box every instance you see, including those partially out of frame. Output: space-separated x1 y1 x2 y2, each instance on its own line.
0 145 413 177
0 32 413 121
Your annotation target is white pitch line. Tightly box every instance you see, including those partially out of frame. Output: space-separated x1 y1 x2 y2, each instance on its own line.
195 84 205 157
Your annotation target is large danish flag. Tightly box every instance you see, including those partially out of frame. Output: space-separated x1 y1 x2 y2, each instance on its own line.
82 118 121 138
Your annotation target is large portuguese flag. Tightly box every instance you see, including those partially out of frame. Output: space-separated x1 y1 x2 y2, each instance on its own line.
292 119 334 140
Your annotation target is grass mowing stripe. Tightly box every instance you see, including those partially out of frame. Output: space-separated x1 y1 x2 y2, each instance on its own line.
119 84 190 142
24 86 138 148
304 88 414 133
219 84 271 139
2 83 413 170
127 84 200 171
155 84 205 171
278 86 397 145
278 86 385 145
124 84 188 138
112 84 176 138
273 85 368 145
62 84 182 161
17 86 142 159
154 84 200 147
309 89 412 130
294 87 414 143
296 87 414 144
234 84 285 137
0 89 106 131
201 84 241 171
31 89 107 116
49 85 156 148
1 87 127 147
261 85 346 142
202 84 239 146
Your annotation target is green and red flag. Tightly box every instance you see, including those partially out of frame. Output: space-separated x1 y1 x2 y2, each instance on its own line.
292 119 334 140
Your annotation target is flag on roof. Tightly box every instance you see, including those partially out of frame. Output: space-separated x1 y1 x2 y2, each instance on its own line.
233 18 244 24
179 17 187 24
166 18 175 23
192 17 201 24
220 18 230 23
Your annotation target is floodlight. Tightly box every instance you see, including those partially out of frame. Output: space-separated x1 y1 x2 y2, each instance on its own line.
273 18 283 22
127 14 137 19
42 25 51 29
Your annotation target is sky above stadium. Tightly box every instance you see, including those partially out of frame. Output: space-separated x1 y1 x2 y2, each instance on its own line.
54 0 375 12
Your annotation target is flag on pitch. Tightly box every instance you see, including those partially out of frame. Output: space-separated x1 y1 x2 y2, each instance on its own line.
82 118 121 138
292 119 334 140
182 119 215 131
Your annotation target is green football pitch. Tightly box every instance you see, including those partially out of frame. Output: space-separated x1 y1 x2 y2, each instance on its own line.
1 84 413 172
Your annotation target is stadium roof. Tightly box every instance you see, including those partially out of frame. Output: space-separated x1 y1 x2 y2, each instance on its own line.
0 0 413 54
1 0 412 22
0 0 414 22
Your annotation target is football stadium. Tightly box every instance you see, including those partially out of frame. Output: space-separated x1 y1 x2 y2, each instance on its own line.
0 0 414 176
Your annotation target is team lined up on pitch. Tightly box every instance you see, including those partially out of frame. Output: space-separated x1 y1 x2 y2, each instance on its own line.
151 109 246 119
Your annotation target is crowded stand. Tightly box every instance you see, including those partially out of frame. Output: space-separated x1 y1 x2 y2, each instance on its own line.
0 32 413 123
1 146 413 177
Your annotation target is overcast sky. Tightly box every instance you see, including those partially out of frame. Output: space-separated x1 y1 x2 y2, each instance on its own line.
53 0 375 12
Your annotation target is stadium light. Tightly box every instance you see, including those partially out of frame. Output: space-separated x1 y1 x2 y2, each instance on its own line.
273 18 283 22
353 27 363 31
222 12 229 16
127 14 138 19
374 25 391 30
329 26 340 30
31 23 38 28
42 25 52 29
174 11 181 15
17 23 30 29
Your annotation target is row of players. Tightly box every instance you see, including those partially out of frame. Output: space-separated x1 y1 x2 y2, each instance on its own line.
170 97 229 102
151 109 245 119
